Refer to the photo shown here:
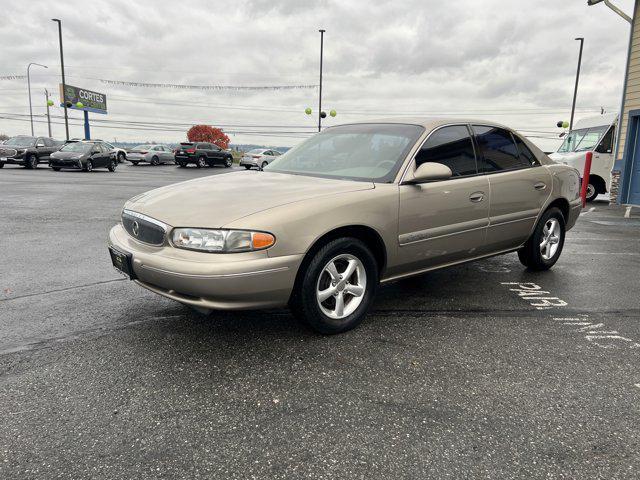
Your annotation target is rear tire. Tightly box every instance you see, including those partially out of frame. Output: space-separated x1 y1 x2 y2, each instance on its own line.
0 162 4 168
178 162 187 168
261 161 269 169
131 161 139 166
196 156 206 168
52 167 61 171
517 207 565 271
289 237 378 335
244 165 252 170
225 156 232 168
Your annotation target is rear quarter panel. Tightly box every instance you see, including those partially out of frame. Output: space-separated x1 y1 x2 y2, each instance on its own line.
545 164 582 230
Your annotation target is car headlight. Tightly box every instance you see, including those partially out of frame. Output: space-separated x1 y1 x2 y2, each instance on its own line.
171 228 275 253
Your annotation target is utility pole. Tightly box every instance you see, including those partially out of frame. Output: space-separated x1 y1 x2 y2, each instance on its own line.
45 89 52 137
318 29 325 133
52 19 69 141
27 63 47 135
570 37 584 131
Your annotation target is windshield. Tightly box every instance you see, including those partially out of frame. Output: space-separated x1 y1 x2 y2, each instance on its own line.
557 125 608 153
5 136 36 147
264 123 424 182
60 142 92 153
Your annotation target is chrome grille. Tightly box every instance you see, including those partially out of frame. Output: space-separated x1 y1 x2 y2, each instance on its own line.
0 148 17 157
121 209 167 245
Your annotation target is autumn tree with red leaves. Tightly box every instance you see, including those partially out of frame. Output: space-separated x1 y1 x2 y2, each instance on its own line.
187 125 230 149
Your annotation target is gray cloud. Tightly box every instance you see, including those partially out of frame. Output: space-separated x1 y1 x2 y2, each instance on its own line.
0 0 634 151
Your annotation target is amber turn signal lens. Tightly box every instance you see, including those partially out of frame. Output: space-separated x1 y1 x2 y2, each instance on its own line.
252 232 275 250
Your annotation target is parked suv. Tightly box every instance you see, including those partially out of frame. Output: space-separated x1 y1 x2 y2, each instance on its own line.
174 142 233 168
0 135 61 169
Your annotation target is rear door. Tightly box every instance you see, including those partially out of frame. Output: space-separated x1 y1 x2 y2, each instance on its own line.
397 124 490 273
472 125 551 252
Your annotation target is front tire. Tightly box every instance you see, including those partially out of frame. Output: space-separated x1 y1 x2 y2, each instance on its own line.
25 154 38 169
52 167 61 171
261 161 269 170
196 156 206 168
108 159 117 172
290 237 378 335
84 160 93 172
131 161 139 166
585 183 598 202
117 152 125 163
151 156 159 166
0 162 4 168
225 156 232 168
244 165 252 170
518 207 565 271
178 161 187 168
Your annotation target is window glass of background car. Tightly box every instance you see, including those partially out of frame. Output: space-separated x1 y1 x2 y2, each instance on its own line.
473 125 524 172
43 138 53 147
414 125 477 177
595 126 615 153
513 135 539 166
36 138 45 147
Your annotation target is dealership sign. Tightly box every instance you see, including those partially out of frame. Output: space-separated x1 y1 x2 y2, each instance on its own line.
59 84 107 114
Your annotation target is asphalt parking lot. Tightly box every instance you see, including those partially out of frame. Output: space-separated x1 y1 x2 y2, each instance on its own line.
1 163 639 479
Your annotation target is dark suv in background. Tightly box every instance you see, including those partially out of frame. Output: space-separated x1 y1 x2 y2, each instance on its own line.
0 136 62 169
174 142 233 168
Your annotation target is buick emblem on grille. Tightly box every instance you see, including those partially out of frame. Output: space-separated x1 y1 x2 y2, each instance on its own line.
132 220 140 236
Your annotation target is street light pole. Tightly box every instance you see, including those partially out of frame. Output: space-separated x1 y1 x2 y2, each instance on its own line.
570 37 584 131
45 89 52 137
52 18 69 141
318 29 325 133
27 62 47 136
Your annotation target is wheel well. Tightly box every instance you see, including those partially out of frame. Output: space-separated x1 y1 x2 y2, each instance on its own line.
588 174 606 193
297 225 387 281
546 198 570 222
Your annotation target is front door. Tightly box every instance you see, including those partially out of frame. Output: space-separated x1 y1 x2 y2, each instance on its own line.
396 125 490 274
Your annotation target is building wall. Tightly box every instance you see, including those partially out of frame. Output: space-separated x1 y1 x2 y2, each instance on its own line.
613 0 640 203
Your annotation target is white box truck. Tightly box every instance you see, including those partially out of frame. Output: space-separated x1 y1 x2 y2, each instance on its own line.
549 113 617 202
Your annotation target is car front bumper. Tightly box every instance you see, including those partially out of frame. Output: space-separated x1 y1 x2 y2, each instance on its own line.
1 156 25 165
108 223 303 310
49 158 83 169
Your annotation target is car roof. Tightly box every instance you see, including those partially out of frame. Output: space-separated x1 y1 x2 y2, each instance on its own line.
329 116 515 131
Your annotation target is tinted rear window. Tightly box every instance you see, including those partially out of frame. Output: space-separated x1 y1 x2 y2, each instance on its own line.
473 125 527 172
513 135 539 166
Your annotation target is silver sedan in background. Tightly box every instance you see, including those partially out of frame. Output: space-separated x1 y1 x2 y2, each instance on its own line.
239 148 282 170
127 145 175 166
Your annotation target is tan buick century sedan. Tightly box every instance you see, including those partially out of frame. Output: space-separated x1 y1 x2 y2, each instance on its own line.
108 118 581 334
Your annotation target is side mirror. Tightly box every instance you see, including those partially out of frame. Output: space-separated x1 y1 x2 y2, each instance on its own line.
404 162 452 184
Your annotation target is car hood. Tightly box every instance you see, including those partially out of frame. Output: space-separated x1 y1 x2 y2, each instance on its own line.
548 151 588 168
124 171 375 228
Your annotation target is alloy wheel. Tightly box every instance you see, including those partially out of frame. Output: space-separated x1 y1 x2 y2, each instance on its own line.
540 218 561 260
316 254 366 319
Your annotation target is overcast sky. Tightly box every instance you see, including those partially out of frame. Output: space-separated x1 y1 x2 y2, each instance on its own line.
0 0 635 150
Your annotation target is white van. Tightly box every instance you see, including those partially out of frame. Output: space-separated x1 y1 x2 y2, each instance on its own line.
549 113 617 202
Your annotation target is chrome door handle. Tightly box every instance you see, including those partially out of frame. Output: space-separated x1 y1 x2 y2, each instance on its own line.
534 182 547 191
469 191 485 203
